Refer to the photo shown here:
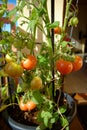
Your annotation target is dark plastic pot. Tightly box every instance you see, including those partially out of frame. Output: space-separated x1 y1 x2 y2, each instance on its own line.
3 93 77 130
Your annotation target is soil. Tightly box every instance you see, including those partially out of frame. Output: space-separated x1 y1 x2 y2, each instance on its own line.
6 92 75 130
7 105 38 126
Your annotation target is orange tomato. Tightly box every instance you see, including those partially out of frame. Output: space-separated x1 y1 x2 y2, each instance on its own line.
72 55 83 72
21 55 37 70
19 99 28 111
56 59 73 75
54 27 61 34
26 100 36 111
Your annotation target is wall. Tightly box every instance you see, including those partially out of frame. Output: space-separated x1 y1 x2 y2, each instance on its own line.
70 0 87 53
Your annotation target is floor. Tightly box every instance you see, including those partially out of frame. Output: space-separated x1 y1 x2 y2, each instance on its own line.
64 59 87 94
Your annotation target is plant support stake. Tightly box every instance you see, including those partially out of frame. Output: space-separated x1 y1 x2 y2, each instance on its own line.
51 0 55 97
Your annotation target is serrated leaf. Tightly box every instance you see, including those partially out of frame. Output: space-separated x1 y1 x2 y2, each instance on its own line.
31 90 44 104
41 111 52 127
50 111 59 123
60 116 69 129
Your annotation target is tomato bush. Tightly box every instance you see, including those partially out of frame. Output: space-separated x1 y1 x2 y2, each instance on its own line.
4 62 23 77
72 55 83 72
21 55 37 70
56 59 73 75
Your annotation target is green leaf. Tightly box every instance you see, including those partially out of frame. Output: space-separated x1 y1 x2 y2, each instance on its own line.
41 110 52 127
60 116 69 129
18 0 26 10
59 105 67 114
7 7 17 17
50 111 59 123
31 90 44 104
61 41 68 47
47 21 60 29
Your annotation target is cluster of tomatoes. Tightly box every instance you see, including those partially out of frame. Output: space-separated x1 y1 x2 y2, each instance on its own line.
4 54 83 111
4 55 37 78
4 54 43 111
19 98 37 111
56 55 83 75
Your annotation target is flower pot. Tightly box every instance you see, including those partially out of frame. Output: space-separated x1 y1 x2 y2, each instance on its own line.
2 93 76 130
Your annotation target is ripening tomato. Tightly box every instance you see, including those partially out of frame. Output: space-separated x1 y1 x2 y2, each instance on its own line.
54 27 61 34
26 100 36 111
30 76 43 90
56 59 73 75
21 55 37 70
19 98 28 111
72 55 83 72
4 62 23 77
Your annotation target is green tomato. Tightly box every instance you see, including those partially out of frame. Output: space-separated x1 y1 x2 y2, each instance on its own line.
69 17 79 26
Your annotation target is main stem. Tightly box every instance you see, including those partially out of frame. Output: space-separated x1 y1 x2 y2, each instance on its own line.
51 0 55 98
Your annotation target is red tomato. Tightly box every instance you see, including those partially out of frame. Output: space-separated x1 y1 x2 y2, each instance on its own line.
56 59 73 75
19 99 28 111
72 55 83 72
4 62 23 77
54 27 61 34
26 100 36 111
21 55 37 70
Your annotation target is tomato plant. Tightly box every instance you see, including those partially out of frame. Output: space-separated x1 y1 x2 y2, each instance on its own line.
26 100 36 111
21 55 37 70
19 98 28 111
30 76 43 90
56 59 73 75
4 62 23 77
72 55 83 72
54 27 61 34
